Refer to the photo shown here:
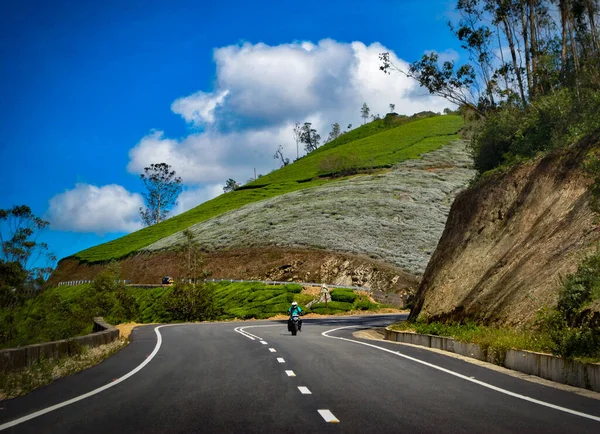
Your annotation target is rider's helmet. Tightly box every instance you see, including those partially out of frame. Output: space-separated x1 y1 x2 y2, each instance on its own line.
291 301 298 306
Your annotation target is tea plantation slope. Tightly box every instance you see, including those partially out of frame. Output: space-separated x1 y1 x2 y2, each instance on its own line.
73 115 463 263
144 139 475 275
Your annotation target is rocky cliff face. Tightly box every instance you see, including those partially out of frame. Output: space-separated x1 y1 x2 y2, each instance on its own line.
410 133 600 326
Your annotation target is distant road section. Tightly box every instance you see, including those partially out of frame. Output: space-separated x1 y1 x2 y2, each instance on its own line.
2 315 600 433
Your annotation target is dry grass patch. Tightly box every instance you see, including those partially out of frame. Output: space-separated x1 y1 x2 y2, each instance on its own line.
116 322 143 339
301 286 323 296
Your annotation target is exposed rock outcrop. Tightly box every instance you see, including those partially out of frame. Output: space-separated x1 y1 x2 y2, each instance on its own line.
410 133 600 326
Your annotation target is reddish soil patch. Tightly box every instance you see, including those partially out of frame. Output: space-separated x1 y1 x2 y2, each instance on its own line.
49 247 419 302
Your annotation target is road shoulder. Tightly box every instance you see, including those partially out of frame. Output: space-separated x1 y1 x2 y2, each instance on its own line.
353 329 600 401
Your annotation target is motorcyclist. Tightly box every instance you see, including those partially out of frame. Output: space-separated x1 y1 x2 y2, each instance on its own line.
288 301 303 332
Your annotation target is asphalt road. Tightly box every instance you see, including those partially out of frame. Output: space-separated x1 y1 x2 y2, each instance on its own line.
1 314 600 433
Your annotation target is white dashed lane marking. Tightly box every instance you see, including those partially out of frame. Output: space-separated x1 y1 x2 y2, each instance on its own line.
318 409 340 423
238 324 343 425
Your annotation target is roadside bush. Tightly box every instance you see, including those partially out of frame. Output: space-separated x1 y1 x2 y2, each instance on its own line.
311 301 353 311
161 283 217 322
535 252 600 358
81 265 140 324
1 290 91 349
471 105 521 173
281 284 303 294
330 289 358 303
129 286 170 323
472 88 600 174
355 299 378 310
509 89 577 158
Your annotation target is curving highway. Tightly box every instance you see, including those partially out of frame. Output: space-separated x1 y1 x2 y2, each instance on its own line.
1 315 600 433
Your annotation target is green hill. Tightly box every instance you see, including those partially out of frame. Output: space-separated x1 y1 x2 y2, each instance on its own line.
74 115 463 263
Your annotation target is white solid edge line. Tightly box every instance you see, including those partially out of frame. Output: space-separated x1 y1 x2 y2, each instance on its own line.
241 330 261 339
318 409 339 423
233 327 254 340
277 358 285 363
298 386 312 395
322 326 600 423
285 370 296 377
233 327 257 341
0 325 171 431
238 324 281 341
234 324 288 341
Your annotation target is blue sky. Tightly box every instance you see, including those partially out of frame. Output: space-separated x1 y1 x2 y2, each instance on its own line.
0 0 461 263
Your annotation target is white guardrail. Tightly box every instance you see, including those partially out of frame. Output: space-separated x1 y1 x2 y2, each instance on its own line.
57 278 371 294
58 280 131 287
205 279 372 294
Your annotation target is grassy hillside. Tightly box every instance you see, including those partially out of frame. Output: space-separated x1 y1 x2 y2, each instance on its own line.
144 140 475 275
250 115 462 185
74 115 463 263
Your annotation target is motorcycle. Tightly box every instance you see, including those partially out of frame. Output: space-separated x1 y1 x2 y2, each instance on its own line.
288 314 301 336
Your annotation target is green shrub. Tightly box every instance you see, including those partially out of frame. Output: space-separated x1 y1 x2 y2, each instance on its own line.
355 299 378 310
535 252 600 358
509 89 577 158
330 289 358 303
0 289 91 349
311 301 353 311
472 88 600 174
161 283 217 322
282 284 303 294
471 106 521 173
130 286 171 323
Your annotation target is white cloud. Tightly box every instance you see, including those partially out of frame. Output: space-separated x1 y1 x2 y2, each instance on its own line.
425 48 460 65
127 128 291 184
48 183 143 235
171 90 229 125
167 39 453 130
128 39 454 204
173 184 224 215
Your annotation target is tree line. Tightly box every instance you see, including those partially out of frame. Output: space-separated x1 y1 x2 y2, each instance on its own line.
1 205 56 345
381 0 600 172
268 101 389 171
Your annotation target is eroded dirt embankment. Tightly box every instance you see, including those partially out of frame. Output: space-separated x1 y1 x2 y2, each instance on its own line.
410 132 600 326
50 247 419 304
